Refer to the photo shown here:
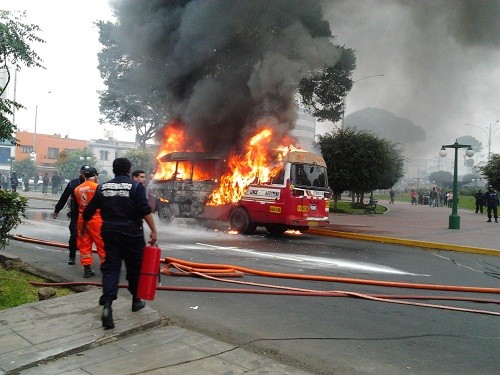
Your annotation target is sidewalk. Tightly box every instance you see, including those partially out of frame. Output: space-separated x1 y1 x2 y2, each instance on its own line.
0 287 309 375
1 191 497 374
314 198 500 257
2 190 312 375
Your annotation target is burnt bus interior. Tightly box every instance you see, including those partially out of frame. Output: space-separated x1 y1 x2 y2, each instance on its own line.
151 152 226 222
290 163 328 188
157 152 226 181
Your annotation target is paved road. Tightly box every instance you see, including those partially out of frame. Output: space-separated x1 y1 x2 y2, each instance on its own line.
0 191 498 375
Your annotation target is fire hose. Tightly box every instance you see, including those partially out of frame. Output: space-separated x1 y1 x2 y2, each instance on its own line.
10 234 500 316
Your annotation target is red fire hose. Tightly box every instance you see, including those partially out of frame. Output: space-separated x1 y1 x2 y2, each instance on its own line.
10 234 500 316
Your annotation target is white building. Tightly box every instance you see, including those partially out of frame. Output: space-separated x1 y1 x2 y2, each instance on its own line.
291 107 319 153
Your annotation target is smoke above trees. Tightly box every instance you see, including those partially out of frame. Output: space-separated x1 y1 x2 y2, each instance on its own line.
106 0 342 154
322 0 499 160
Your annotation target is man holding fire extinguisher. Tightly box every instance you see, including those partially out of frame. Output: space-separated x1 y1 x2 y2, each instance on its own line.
82 158 158 330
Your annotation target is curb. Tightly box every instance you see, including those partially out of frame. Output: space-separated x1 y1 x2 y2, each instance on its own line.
0 253 166 374
308 228 500 257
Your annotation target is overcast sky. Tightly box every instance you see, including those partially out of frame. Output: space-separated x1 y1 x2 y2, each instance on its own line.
319 0 500 162
1 1 131 141
2 0 499 161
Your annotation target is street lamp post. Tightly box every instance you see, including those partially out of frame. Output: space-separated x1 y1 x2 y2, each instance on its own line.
79 148 91 165
341 74 385 130
465 120 499 160
439 140 474 229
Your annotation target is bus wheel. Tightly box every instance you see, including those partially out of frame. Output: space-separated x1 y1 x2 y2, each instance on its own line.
158 204 174 223
229 207 256 234
265 224 287 235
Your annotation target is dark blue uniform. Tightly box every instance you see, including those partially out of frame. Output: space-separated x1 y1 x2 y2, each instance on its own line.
54 177 84 262
484 189 499 222
83 174 151 304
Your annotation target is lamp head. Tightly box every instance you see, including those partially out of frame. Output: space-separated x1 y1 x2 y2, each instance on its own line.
466 147 474 157
439 147 447 157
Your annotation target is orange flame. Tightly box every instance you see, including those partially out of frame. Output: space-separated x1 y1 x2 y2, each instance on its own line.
154 120 205 180
207 128 289 205
154 120 303 206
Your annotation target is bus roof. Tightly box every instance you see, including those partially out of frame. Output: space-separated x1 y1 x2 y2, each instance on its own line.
159 152 221 162
282 150 326 167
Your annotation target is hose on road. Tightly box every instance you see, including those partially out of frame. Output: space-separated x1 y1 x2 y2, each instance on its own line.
11 234 500 316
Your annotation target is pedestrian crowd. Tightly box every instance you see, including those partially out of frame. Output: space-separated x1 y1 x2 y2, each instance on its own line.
407 187 454 207
0 171 63 194
404 185 499 223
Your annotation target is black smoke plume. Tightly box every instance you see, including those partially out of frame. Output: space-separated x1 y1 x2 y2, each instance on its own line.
110 0 339 154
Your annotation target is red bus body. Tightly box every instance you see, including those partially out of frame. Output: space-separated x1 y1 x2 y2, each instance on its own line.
151 150 331 235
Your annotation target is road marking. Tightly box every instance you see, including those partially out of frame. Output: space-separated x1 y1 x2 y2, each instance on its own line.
195 243 427 275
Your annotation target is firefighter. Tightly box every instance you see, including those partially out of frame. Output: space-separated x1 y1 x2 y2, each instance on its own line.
53 166 88 265
82 158 157 330
74 167 105 278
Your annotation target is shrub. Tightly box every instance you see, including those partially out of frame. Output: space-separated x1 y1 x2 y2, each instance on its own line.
0 190 28 250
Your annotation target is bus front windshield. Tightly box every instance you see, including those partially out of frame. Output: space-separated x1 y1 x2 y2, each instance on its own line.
291 163 328 189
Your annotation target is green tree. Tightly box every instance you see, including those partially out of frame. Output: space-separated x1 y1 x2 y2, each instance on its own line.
12 157 36 179
428 170 454 188
123 148 156 177
0 11 39 249
344 108 426 144
53 149 97 181
457 135 482 154
0 190 27 250
96 6 354 146
376 142 405 189
0 10 44 143
480 153 500 191
317 128 404 208
462 173 481 184
457 135 482 168
298 46 356 123
96 21 170 149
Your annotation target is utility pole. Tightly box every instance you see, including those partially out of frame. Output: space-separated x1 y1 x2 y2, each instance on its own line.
465 120 499 160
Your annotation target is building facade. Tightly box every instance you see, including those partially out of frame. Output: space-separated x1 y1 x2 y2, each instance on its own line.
290 107 319 153
10 130 158 177
88 138 156 177
15 131 88 173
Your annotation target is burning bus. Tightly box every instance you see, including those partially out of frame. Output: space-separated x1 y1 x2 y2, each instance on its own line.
150 124 331 235
148 152 226 223
203 148 331 235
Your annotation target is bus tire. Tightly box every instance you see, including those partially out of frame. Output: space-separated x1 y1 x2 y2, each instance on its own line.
229 207 256 235
158 204 174 223
265 224 287 235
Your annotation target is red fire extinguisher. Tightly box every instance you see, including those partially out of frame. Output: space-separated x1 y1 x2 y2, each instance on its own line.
137 244 162 300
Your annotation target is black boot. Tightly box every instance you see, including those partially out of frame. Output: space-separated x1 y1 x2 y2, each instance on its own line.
83 265 95 278
132 298 146 312
101 302 114 329
68 256 75 265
